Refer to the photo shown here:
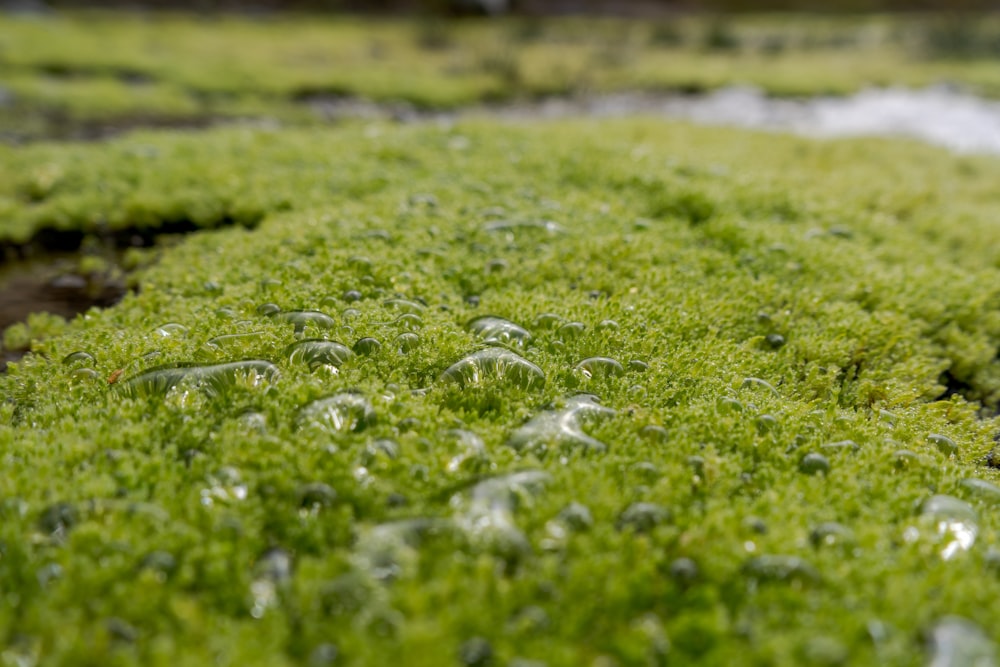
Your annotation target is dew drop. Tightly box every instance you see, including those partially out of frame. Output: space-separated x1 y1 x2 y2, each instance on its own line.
204 332 266 352
62 351 95 365
639 425 668 443
395 332 421 354
765 333 786 349
820 439 859 454
574 357 625 379
742 555 820 585
799 452 831 476
271 310 336 333
439 429 488 474
467 316 532 348
628 360 649 373
250 548 292 618
70 368 102 382
256 303 281 316
929 433 958 457
809 522 857 550
383 298 426 314
298 392 376 433
960 478 1000 504
119 360 280 398
506 394 614 454
616 502 671 533
927 617 997 667
557 502 593 531
285 339 353 370
200 467 248 507
597 319 620 331
556 321 586 341
441 348 545 390
917 495 978 560
155 323 187 338
355 518 455 581
533 313 564 329
353 337 382 356
297 482 337 510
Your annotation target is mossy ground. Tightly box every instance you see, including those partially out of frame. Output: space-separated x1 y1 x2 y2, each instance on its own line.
4 12 1000 140
3 115 1000 665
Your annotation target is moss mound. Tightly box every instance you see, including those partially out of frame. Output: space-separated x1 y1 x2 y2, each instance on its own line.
3 119 1000 664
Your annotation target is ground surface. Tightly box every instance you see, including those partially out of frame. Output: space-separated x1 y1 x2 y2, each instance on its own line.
5 11 1000 667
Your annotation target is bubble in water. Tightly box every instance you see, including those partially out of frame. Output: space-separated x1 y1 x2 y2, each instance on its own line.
353 337 382 356
927 617 997 667
285 339 353 370
616 502 671 533
467 316 532 348
506 394 615 455
574 357 625 380
271 310 336 333
62 351 96 365
960 478 1000 504
909 495 978 560
298 392 376 433
250 548 292 618
119 360 280 398
441 348 545 390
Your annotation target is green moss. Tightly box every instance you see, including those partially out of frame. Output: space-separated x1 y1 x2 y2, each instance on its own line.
4 12 1000 140
3 118 1000 664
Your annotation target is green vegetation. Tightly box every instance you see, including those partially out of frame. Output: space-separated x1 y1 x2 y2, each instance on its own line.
3 116 1000 664
4 12 1000 140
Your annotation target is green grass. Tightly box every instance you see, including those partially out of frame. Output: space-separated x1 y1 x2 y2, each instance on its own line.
3 117 1000 664
4 12 1000 140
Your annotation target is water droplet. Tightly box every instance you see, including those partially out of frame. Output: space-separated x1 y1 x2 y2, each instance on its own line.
204 332 266 352
119 360 280 398
383 298 426 314
250 548 292 618
755 414 778 433
809 522 856 550
597 319 620 331
239 411 267 432
155 323 187 337
390 313 423 331
454 471 549 562
639 425 669 443
960 478 1000 504
574 357 625 379
927 617 997 667
70 368 102 382
353 337 382 356
533 313 564 329
741 377 779 397
929 433 958 457
506 394 615 455
62 351 95 365
271 310 336 333
820 440 859 454
799 453 831 476
483 219 565 235
467 316 532 347
439 429 488 474
256 303 281 316
298 392 376 433
297 483 337 510
917 495 978 560
668 558 699 585
200 467 248 507
557 502 593 531
285 339 353 370
765 333 786 349
616 502 671 533
37 502 77 538
628 360 649 373
458 637 493 667
742 555 820 585
893 449 920 469
355 518 454 581
441 348 545 390
556 321 586 341
395 332 421 354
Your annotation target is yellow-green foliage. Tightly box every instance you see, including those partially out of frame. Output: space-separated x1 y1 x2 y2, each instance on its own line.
3 12 1000 139
2 118 1000 664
